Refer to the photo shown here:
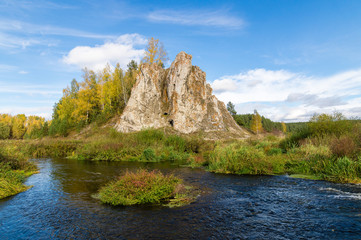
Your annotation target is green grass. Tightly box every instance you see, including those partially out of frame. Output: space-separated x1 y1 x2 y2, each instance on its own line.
289 174 322 180
97 169 193 206
0 154 37 199
69 128 208 163
207 141 288 175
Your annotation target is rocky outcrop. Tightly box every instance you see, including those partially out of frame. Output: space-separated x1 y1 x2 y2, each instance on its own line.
115 52 247 138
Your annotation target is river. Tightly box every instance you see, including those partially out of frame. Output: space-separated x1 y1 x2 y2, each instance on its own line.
0 158 360 239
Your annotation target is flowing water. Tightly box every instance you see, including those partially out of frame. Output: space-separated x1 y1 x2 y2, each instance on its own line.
0 158 360 239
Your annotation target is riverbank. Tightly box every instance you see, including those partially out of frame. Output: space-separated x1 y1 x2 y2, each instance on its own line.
0 150 37 199
1 125 360 193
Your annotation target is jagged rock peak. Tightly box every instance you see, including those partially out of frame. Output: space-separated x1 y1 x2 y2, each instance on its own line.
114 51 247 138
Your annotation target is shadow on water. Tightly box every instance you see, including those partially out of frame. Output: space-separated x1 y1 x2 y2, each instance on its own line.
0 158 360 239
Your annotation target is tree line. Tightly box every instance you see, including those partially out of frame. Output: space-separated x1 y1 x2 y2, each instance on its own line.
227 102 287 134
49 61 138 136
0 37 168 139
0 114 48 139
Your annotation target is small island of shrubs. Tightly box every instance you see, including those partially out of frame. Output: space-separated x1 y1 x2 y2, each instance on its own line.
97 169 195 207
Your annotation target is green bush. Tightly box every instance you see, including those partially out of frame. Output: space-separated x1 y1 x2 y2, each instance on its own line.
98 169 181 206
308 113 353 137
141 148 159 162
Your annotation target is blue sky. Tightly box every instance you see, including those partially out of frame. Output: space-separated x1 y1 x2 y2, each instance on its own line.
1 0 361 121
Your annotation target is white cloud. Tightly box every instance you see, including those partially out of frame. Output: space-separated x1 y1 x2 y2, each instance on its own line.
0 106 53 119
148 9 244 28
212 68 361 122
212 78 238 93
63 34 146 71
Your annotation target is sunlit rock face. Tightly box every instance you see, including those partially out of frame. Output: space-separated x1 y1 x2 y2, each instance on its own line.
115 52 247 138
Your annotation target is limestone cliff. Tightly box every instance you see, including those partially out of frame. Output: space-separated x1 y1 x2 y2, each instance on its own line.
115 52 248 138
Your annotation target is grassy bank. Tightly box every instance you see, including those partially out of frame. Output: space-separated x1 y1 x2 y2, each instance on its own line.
0 150 37 199
67 128 212 164
206 135 361 184
1 116 360 189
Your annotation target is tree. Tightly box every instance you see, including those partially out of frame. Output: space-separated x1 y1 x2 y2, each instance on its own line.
24 115 45 139
281 122 287 133
250 110 263 134
227 102 237 116
0 122 10 139
12 114 26 139
0 114 12 138
142 37 168 67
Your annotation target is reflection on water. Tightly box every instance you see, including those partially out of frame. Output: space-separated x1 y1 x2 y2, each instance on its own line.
0 158 360 239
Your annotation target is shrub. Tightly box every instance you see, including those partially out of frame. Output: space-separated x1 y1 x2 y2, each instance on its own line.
141 148 158 162
279 126 312 150
330 136 356 157
308 113 353 137
98 169 181 206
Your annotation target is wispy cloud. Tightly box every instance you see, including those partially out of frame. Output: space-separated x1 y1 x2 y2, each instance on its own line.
0 0 75 11
212 68 361 121
0 64 17 72
0 82 61 95
0 19 115 39
148 9 244 28
63 34 146 71
0 18 117 50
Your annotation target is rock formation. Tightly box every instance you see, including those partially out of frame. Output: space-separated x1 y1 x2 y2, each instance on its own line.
115 52 247 138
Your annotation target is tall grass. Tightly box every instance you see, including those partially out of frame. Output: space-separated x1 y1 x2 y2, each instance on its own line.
70 128 209 163
97 169 182 206
208 142 287 175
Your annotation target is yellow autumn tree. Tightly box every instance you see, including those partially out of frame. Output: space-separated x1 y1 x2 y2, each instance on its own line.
50 60 138 135
0 114 12 139
24 115 45 139
142 37 168 67
250 110 263 134
281 122 287 133
12 114 27 139
73 69 100 123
